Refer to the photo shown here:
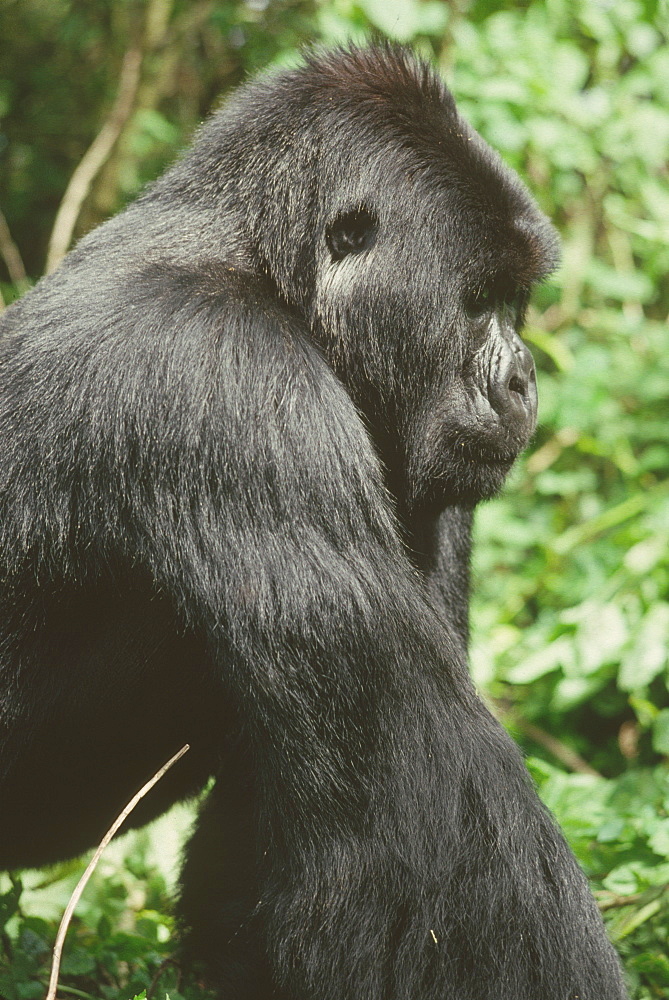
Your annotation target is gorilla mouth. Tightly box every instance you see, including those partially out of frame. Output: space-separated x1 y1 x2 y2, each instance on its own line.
415 437 520 508
451 434 524 468
414 424 528 506
475 446 519 465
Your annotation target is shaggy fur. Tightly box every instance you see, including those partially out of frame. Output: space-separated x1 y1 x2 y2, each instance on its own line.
0 45 627 999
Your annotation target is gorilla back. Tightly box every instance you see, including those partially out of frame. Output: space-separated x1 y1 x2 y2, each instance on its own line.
0 45 627 999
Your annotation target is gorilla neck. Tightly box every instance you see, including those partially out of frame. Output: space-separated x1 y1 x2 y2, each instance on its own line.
361 421 475 652
398 498 474 652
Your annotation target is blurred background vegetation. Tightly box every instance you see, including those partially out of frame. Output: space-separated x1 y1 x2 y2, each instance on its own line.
1 0 668 997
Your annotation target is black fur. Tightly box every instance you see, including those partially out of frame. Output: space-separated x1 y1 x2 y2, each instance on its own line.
0 45 627 999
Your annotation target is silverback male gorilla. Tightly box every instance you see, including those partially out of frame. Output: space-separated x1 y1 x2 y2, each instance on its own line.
0 44 627 1000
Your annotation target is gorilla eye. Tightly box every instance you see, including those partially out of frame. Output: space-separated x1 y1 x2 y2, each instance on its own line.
326 208 377 262
464 286 495 320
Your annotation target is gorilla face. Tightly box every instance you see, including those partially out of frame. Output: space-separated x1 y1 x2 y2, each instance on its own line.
310 122 556 514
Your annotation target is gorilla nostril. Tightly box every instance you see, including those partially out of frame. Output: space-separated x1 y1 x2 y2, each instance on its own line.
508 374 526 397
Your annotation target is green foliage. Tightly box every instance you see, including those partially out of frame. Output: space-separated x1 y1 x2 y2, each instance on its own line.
528 760 669 996
0 811 212 1000
1 0 668 997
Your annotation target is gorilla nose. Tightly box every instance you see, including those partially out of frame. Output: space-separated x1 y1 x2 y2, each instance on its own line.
489 333 538 429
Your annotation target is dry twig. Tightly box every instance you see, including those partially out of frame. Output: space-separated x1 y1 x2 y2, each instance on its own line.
597 883 669 911
45 48 142 275
514 716 602 777
45 743 190 1000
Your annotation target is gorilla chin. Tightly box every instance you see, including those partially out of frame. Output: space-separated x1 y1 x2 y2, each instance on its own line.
453 416 538 501
442 447 519 503
415 446 518 512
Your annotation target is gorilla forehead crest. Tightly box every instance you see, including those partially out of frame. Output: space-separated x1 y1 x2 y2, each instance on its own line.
316 45 557 282
177 45 557 301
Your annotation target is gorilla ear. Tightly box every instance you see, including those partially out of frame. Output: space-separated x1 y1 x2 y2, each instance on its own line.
326 207 377 261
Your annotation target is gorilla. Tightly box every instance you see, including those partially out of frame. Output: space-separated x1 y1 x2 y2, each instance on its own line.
0 44 627 1000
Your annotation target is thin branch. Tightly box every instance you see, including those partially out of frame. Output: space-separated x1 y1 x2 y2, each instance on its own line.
45 48 142 275
45 743 190 1000
0 206 30 293
147 955 182 999
494 700 602 777
47 985 99 1000
514 717 602 777
597 883 669 911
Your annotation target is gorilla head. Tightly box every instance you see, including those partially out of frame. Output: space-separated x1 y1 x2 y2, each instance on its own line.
305 51 557 512
146 45 557 519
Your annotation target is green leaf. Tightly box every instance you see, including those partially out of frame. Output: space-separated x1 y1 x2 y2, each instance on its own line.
575 602 628 675
652 709 669 756
647 816 669 856
0 877 22 931
615 899 662 940
133 109 179 145
619 603 669 691
603 864 641 895
597 818 625 843
506 636 573 683
629 950 669 986
16 984 44 1000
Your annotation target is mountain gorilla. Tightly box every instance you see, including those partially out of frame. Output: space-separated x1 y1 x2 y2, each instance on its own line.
0 45 627 1000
